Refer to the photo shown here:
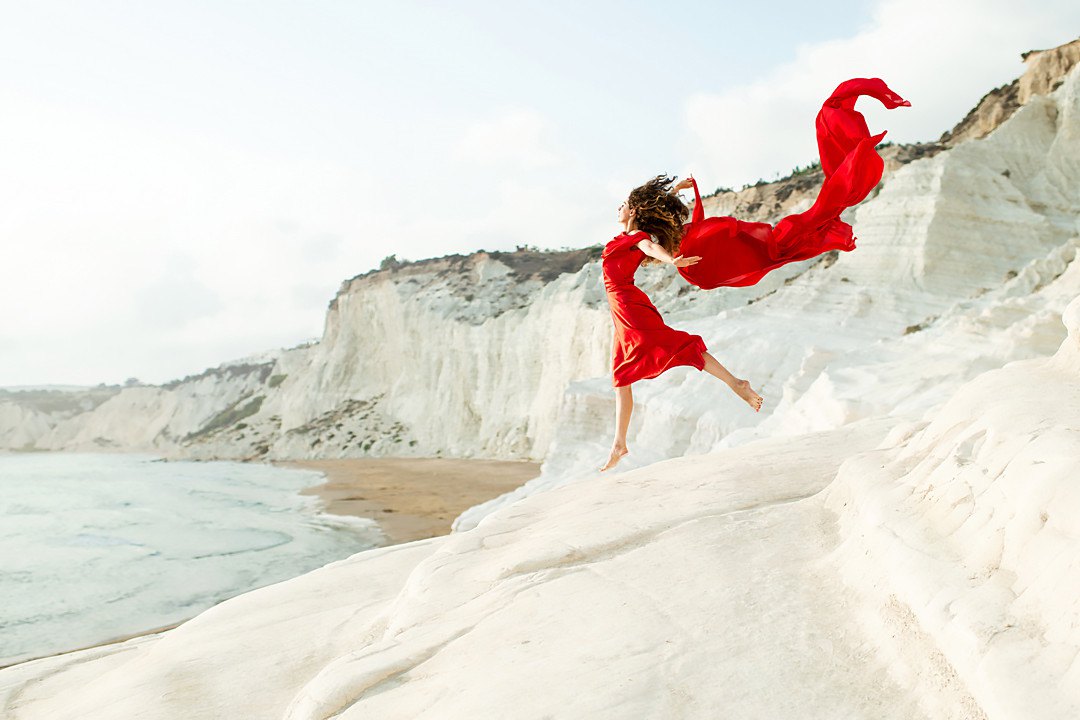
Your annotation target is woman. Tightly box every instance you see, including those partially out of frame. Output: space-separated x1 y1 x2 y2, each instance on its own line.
597 77 910 472
599 174 763 473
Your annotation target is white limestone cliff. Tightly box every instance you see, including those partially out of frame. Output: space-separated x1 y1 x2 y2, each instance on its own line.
0 402 51 450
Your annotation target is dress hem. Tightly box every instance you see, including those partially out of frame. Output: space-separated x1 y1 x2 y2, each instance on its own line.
612 336 707 387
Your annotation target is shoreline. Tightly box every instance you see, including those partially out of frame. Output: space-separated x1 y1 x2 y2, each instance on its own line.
2 455 541 670
273 456 542 545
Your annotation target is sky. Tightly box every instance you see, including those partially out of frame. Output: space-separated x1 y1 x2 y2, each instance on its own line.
2 0 1078 387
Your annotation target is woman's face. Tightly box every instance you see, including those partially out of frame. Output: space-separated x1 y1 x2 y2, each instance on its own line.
617 197 633 224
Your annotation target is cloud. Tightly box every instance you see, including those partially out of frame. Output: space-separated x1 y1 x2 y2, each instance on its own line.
452 108 564 169
682 0 1080 190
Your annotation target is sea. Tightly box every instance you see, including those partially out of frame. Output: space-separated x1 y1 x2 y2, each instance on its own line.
0 451 384 667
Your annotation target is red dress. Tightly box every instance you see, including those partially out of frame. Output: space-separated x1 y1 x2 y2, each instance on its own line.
601 77 909 388
603 230 707 387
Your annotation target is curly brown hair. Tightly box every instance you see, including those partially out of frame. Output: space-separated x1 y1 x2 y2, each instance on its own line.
627 174 691 266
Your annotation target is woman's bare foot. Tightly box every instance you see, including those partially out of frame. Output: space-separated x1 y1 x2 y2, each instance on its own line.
734 379 763 412
599 443 629 471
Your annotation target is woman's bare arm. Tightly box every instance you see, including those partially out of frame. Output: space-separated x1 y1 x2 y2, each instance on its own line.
636 237 701 267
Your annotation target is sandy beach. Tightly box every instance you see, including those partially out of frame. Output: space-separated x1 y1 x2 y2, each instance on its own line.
273 456 542 545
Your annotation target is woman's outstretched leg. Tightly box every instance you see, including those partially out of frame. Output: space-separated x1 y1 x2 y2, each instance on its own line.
701 351 763 411
599 384 633 471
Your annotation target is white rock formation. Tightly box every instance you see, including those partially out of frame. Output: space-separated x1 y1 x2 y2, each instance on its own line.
3 294 1078 717
0 402 51 450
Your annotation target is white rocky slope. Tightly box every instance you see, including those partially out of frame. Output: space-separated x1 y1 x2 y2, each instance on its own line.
2 294 1077 718
821 294 1080 720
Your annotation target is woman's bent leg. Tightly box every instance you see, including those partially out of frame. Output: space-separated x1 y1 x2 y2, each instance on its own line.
701 351 763 412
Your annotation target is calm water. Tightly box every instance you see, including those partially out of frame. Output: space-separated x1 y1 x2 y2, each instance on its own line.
0 452 383 667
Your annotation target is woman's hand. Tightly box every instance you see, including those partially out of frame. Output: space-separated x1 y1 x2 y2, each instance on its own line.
670 254 701 267
672 175 695 192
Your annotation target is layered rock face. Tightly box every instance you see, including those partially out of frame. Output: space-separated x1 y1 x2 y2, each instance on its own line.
818 294 1080 719
2 248 611 462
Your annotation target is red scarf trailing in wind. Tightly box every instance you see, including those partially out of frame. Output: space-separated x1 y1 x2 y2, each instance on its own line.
676 77 911 289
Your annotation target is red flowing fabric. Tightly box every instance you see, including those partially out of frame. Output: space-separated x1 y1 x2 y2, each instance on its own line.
676 78 910 289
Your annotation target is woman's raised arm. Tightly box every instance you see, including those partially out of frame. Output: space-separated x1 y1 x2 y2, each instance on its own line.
670 175 704 224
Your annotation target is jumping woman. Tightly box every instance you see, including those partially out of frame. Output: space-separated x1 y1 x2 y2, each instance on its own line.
599 175 762 472
596 77 911 472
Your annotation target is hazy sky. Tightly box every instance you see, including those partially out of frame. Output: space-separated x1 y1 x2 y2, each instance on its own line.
2 0 1077 387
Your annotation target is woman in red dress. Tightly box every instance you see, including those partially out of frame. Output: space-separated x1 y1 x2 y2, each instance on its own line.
599 175 762 472
598 77 910 471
